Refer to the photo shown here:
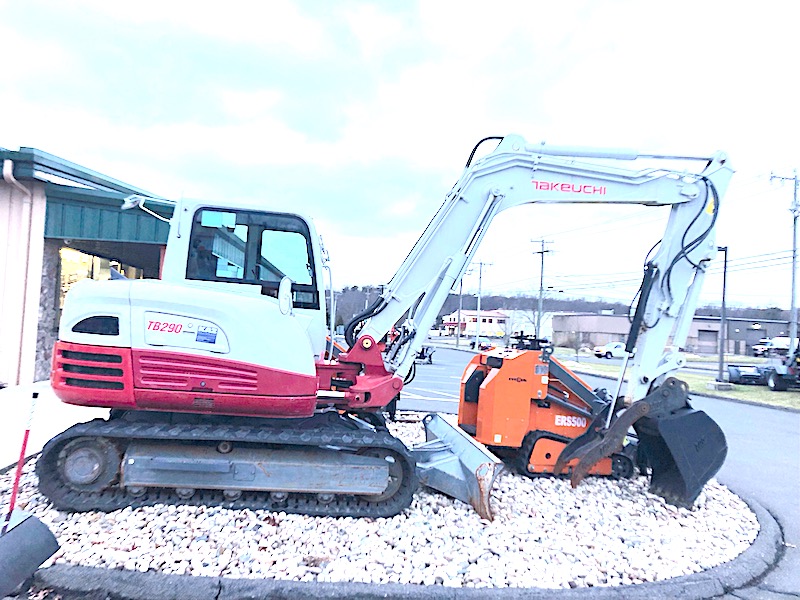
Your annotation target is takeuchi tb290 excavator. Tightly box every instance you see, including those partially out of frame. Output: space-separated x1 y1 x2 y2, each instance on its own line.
37 135 733 520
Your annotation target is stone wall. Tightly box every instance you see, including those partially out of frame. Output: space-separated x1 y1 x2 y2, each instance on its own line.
35 239 61 381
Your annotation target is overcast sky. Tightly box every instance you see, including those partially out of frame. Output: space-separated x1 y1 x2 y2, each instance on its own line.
3 1 800 308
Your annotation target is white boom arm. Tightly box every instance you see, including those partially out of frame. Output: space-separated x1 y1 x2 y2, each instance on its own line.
353 135 733 403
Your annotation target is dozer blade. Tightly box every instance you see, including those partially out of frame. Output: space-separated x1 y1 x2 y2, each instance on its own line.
554 378 727 507
411 413 504 520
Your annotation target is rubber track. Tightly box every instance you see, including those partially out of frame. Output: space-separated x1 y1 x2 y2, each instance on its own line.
512 430 634 480
36 417 417 518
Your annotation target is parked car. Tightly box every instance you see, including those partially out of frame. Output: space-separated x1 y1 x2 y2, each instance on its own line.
470 336 495 351
593 341 627 359
766 352 800 390
768 336 791 356
752 339 771 357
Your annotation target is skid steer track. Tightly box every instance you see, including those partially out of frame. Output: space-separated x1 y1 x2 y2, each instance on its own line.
36 412 417 518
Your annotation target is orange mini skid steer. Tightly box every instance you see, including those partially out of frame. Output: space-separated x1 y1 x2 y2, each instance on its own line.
457 341 636 480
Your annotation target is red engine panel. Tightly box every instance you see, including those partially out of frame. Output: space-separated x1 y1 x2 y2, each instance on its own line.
51 341 318 418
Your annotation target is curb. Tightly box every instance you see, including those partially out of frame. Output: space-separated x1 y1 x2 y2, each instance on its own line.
33 496 781 600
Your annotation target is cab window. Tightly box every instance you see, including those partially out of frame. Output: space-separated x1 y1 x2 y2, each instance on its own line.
186 208 319 309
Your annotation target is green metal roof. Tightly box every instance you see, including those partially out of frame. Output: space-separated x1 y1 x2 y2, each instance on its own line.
1 147 174 243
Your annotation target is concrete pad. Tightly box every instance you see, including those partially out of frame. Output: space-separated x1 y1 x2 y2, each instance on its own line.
0 380 108 469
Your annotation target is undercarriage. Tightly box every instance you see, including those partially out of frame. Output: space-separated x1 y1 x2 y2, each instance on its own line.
36 410 418 518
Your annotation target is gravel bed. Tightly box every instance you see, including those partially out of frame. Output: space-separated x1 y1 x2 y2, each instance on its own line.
0 414 759 590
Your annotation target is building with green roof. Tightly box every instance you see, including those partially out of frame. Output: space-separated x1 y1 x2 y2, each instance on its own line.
0 147 173 385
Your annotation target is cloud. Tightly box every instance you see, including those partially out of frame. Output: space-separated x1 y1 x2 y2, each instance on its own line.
2 0 799 307
315 218 422 287
65 0 332 55
0 21 76 81
343 4 410 63
219 89 284 120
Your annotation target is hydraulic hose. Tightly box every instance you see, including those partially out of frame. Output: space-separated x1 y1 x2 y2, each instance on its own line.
344 297 385 347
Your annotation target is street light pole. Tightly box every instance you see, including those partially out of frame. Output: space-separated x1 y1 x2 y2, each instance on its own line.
456 277 463 348
716 246 728 382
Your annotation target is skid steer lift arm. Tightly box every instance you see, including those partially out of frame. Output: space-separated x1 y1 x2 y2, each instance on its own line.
341 135 733 510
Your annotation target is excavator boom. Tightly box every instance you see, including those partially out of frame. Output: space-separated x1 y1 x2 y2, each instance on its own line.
344 135 732 509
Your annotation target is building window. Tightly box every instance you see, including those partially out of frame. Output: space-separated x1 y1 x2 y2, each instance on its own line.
59 248 143 309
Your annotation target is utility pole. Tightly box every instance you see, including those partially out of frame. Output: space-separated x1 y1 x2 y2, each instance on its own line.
716 246 728 382
456 277 463 348
771 171 799 353
532 240 552 339
473 262 490 347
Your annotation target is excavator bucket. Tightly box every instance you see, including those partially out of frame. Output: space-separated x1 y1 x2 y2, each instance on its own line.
634 405 727 507
555 378 727 508
411 413 504 520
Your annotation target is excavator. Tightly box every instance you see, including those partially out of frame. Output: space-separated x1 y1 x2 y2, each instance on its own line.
36 135 733 521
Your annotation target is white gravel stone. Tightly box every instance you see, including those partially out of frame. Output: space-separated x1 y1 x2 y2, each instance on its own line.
0 414 759 589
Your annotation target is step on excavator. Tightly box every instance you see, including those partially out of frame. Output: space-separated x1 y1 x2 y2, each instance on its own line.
35 135 733 522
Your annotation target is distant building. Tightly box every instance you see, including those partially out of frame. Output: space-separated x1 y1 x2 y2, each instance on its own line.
552 312 794 354
442 309 508 337
502 309 553 341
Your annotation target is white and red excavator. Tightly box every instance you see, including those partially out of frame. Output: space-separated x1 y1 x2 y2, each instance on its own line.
36 135 733 520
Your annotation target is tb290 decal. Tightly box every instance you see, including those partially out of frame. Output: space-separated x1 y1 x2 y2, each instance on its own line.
146 320 184 333
143 312 228 353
